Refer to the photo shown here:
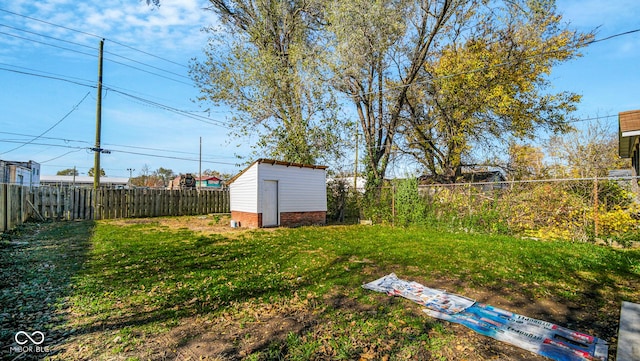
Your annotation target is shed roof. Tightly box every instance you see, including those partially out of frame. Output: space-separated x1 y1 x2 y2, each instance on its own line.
227 158 327 185
619 110 640 158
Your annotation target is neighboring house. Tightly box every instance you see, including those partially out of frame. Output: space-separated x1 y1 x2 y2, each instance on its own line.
619 109 640 176
0 159 40 187
168 174 197 190
228 158 327 228
40 175 129 188
326 176 366 193
196 176 224 189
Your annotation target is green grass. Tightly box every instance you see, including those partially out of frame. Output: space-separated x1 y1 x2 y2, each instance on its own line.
3 219 640 360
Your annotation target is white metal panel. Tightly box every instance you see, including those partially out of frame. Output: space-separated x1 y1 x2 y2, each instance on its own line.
262 180 279 226
256 163 327 213
229 163 258 213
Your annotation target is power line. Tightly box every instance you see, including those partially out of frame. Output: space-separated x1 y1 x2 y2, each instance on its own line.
0 66 95 88
104 57 193 86
40 149 84 163
0 131 237 162
0 131 92 145
111 148 238 166
102 142 236 159
0 62 218 126
0 91 91 155
0 7 188 69
104 49 191 79
108 88 231 128
0 29 192 86
350 27 640 97
588 28 640 45
568 114 617 123
0 23 96 50
0 30 97 58
0 62 95 85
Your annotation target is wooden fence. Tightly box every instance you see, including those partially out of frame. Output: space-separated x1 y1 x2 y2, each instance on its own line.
1 185 230 232
1 184 29 232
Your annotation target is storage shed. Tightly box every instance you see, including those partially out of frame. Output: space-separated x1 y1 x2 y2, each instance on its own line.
228 159 327 228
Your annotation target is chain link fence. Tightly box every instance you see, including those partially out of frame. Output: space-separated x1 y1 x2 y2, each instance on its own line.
327 176 640 245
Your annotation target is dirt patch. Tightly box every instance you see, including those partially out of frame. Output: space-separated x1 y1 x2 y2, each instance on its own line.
105 215 285 238
106 215 246 236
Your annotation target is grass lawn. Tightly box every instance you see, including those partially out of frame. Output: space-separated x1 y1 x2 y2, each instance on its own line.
2 216 640 360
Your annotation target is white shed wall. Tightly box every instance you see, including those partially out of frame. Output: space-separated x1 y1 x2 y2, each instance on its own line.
256 163 327 213
229 164 258 213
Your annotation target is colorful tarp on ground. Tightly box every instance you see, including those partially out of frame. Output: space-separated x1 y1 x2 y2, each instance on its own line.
363 273 608 361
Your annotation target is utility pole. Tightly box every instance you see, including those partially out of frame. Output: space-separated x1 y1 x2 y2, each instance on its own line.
354 131 358 191
93 39 105 189
127 168 135 189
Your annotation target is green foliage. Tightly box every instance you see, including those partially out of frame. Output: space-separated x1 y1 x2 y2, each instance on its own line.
389 180 640 243
56 168 79 176
326 178 361 223
87 167 106 177
191 0 346 164
393 178 428 226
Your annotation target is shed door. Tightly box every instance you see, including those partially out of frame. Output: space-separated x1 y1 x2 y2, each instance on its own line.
262 180 279 227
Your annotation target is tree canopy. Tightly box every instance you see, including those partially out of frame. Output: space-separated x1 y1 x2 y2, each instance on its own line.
191 0 345 165
57 168 79 176
87 167 106 177
191 0 593 192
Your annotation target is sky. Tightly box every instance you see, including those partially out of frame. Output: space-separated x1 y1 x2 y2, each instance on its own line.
0 0 638 179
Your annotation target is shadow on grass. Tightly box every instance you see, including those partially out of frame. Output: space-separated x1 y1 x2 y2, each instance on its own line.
0 220 95 359
44 223 640 360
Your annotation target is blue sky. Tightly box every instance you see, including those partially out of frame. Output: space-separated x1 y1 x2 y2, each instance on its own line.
0 0 638 179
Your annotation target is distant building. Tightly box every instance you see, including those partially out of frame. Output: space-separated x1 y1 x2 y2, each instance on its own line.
168 174 197 190
418 170 507 192
419 170 505 184
326 176 366 193
196 176 224 189
39 175 129 188
0 160 40 187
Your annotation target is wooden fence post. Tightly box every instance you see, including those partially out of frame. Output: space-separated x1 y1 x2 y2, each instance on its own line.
0 184 7 232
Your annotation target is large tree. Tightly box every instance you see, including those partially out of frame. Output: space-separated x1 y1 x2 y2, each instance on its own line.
325 0 457 193
396 0 592 182
191 0 344 165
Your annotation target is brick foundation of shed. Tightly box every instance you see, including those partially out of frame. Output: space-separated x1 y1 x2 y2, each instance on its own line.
280 211 326 227
231 211 262 228
231 210 326 228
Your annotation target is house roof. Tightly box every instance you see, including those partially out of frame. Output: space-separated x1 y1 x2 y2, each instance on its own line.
619 110 640 158
226 158 328 185
196 176 222 181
